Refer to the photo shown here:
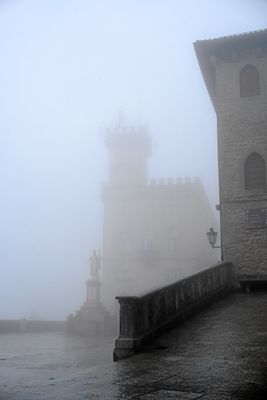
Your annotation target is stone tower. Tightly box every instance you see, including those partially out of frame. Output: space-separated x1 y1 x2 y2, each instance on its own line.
194 29 267 282
105 123 152 186
101 123 152 311
102 121 219 312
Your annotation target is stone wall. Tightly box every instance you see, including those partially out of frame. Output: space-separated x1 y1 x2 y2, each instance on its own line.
102 176 219 313
113 262 234 361
216 49 267 279
194 31 267 281
0 319 65 333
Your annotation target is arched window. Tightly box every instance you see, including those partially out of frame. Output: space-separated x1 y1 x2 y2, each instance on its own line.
240 64 260 97
245 153 266 190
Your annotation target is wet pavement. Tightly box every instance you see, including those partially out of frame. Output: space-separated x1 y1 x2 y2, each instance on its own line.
1 293 267 399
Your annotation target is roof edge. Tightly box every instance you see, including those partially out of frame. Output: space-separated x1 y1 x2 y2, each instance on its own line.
193 28 267 110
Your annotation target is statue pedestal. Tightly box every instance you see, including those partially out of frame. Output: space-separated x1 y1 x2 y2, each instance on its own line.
72 302 109 335
86 277 102 303
67 277 116 336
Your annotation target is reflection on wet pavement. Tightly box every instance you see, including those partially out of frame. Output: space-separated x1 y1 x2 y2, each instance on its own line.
1 293 267 399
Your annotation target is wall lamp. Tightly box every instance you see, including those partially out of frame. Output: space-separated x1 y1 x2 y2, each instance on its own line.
206 227 221 249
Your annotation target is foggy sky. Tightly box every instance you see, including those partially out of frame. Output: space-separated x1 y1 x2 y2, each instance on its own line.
1 0 267 319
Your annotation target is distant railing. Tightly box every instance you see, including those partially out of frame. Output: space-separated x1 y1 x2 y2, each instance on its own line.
0 319 65 334
113 262 234 361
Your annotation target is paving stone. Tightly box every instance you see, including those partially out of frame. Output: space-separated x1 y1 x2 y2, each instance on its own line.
139 389 204 399
1 293 267 399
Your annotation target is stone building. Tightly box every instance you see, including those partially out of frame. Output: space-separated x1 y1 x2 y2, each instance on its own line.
101 123 219 312
194 29 267 283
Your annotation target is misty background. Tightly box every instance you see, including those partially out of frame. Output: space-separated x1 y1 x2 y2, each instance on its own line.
0 0 266 320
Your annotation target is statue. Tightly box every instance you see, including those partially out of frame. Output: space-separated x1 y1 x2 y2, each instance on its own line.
89 249 101 280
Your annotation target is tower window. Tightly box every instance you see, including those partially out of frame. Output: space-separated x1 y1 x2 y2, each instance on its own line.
240 64 260 97
244 153 266 190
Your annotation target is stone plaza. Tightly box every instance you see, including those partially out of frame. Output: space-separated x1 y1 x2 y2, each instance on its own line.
1 292 267 399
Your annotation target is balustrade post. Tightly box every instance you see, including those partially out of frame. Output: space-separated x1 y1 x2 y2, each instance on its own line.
113 296 140 361
117 297 137 338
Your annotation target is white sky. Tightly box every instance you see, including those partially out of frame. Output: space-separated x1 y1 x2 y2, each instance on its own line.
0 0 267 319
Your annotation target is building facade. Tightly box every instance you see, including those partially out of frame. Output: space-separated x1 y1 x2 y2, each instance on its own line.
195 29 267 281
101 123 219 312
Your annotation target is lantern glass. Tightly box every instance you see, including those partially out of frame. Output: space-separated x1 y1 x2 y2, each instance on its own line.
207 227 217 247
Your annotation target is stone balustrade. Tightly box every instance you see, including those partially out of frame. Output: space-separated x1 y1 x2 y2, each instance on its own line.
113 262 234 361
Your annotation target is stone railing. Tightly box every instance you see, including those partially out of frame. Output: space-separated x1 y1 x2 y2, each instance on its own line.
113 262 234 361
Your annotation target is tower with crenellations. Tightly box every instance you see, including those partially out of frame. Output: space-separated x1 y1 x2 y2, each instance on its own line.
101 121 219 312
105 123 152 187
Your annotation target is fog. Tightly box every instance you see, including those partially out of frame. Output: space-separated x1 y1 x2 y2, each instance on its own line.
0 0 266 320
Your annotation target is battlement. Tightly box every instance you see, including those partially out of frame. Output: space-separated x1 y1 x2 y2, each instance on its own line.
148 176 202 187
101 176 203 198
106 124 148 137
